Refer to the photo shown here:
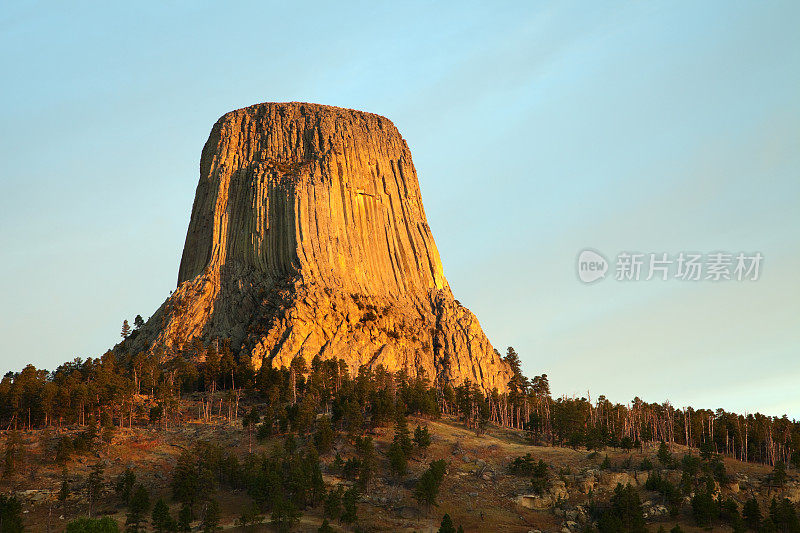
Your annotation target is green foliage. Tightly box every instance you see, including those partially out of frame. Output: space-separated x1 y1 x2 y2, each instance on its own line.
597 483 647 533
87 462 105 516
56 436 75 465
3 432 23 478
508 453 536 476
438 513 457 533
394 413 413 455
772 462 788 488
657 442 672 467
530 459 551 495
151 498 176 532
691 482 718 528
413 425 431 449
0 494 24 533
235 502 263 528
177 505 192 532
200 499 221 532
743 497 762 530
354 436 376 489
414 459 447 506
65 517 120 533
639 457 653 470
769 497 799 532
719 497 745 532
59 474 71 505
115 467 136 506
341 486 359 524
125 484 151 532
318 519 335 533
387 440 407 476
313 416 336 454
600 455 611 470
644 470 682 512
323 486 343 521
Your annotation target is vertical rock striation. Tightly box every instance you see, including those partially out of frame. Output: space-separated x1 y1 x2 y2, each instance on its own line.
133 102 511 391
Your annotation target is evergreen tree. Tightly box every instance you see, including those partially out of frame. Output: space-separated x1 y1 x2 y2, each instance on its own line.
115 467 136 506
438 513 457 533
59 468 71 509
176 504 192 532
413 425 432 450
323 486 343 521
171 451 199 509
151 498 176 533
341 486 358 524
598 483 647 533
133 315 145 330
769 498 799 532
313 416 335 454
657 441 672 467
414 459 447 506
87 462 105 517
125 484 150 532
743 497 761 530
394 412 413 455
121 320 132 339
0 494 24 533
200 499 221 532
387 440 407 476
772 462 788 488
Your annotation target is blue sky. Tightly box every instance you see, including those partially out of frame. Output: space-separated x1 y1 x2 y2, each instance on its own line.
1 2 798 416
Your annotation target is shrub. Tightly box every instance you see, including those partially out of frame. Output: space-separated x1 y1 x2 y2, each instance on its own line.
508 453 536 476
0 495 24 533
597 483 647 533
530 459 551 495
65 517 120 533
415 459 447 506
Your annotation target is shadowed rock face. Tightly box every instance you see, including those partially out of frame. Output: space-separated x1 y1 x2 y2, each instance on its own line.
133 102 511 391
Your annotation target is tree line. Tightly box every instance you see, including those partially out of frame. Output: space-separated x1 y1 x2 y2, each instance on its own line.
0 329 798 470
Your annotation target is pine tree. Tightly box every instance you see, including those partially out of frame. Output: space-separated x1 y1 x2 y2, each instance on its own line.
134 315 145 330
177 504 192 532
59 468 71 509
414 425 432 450
341 486 358 524
121 320 132 339
387 440 407 476
87 462 105 517
657 442 672 467
414 460 447 506
200 499 221 532
743 497 761 530
0 495 24 533
152 498 176 532
125 484 151 532
438 513 457 533
115 467 136 506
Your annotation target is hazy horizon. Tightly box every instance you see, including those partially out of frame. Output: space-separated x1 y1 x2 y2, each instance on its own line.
1 2 798 418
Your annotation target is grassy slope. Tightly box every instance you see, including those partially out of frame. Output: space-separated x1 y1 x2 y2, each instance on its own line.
0 413 788 532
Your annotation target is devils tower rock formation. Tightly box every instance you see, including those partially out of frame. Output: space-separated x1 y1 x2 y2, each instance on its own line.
133 102 511 391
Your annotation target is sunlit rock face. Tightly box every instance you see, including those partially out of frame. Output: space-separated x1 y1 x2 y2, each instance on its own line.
133 102 511 391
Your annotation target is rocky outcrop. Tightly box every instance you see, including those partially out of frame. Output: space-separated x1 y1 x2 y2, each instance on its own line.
131 102 511 391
